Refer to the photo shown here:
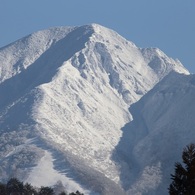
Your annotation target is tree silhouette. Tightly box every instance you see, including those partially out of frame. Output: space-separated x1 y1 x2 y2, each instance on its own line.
0 177 84 195
0 182 7 194
169 143 195 194
58 192 68 195
39 186 54 195
23 182 37 195
6 177 24 195
69 191 84 195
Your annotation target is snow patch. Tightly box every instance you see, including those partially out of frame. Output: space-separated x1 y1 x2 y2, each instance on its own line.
26 150 89 194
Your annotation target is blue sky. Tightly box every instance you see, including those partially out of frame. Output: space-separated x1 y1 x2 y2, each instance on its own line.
0 0 194 72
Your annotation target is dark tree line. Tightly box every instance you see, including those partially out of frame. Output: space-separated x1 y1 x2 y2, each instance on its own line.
169 143 195 195
0 178 84 195
5 143 195 194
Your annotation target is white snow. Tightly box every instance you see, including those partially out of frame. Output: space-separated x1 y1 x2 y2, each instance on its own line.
26 150 89 194
0 23 191 194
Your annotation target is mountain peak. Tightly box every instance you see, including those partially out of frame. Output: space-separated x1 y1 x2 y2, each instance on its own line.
0 24 191 194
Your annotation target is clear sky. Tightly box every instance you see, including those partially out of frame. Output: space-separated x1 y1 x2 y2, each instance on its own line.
0 0 194 73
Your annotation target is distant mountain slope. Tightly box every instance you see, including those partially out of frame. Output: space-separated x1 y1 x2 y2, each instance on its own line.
0 24 189 194
116 72 195 195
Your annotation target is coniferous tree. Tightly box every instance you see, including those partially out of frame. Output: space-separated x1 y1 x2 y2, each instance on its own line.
6 177 24 195
58 192 67 195
23 182 38 195
0 182 7 195
39 186 54 195
0 177 84 195
69 191 84 195
169 143 195 194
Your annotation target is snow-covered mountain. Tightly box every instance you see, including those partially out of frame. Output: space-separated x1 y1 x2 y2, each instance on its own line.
0 23 190 194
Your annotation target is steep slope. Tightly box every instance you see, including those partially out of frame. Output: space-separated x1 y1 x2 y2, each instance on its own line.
0 24 189 194
115 72 195 194
0 26 75 83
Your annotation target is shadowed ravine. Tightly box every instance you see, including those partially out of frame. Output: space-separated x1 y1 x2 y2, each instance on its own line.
112 100 149 191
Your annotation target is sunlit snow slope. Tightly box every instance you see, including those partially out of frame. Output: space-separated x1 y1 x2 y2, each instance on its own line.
0 24 189 194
